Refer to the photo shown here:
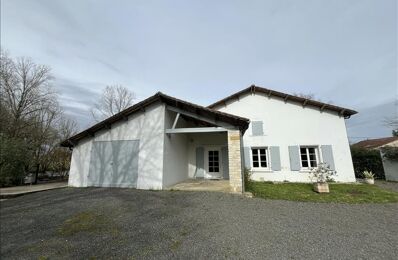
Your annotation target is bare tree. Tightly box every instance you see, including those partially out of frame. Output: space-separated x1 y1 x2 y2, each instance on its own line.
0 50 56 136
0 50 79 185
43 116 78 180
91 85 136 121
292 92 332 103
384 115 398 136
57 117 78 140
293 92 316 100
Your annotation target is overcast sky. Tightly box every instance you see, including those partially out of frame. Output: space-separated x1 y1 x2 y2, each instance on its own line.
1 0 397 141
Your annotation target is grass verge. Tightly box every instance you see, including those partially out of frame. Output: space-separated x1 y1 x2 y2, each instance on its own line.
246 182 398 203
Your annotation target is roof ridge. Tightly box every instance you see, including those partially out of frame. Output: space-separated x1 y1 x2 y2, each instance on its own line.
208 84 358 117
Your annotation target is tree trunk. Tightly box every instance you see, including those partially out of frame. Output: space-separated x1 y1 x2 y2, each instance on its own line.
34 163 40 184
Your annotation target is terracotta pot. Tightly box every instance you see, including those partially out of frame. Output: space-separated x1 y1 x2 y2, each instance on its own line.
364 178 374 184
313 182 329 193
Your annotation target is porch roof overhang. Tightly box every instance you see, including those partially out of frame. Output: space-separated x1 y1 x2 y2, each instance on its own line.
61 92 249 147
165 127 227 134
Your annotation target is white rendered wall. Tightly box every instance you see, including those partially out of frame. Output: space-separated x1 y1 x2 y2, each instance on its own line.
383 159 398 182
162 111 189 187
68 102 166 189
214 92 356 183
380 141 398 181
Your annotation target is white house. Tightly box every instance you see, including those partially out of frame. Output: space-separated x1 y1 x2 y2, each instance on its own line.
62 85 358 192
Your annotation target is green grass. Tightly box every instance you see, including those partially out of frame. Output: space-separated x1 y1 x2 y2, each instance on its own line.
58 211 117 236
246 182 398 203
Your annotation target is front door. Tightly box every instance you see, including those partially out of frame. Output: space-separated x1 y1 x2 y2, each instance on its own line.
205 148 222 179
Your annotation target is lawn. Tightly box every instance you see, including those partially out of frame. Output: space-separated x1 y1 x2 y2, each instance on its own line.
246 182 398 203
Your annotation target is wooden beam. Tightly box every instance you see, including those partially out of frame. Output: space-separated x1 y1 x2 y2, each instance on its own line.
339 109 346 116
268 90 272 98
284 94 289 103
302 99 309 108
68 139 77 147
320 104 327 112
172 113 180 129
166 127 227 134
166 105 235 129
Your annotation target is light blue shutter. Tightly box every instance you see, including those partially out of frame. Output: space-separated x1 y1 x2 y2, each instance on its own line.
270 146 281 171
321 145 335 170
195 147 205 178
243 147 251 169
251 121 264 136
288 146 301 171
221 146 229 179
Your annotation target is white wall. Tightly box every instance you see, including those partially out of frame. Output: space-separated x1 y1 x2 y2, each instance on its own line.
380 142 398 182
187 132 228 178
162 111 189 187
214 92 356 183
383 159 398 182
69 102 166 189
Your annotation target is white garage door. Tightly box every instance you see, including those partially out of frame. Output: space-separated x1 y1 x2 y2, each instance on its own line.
87 140 139 187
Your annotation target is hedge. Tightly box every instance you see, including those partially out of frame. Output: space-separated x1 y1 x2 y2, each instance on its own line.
350 147 385 179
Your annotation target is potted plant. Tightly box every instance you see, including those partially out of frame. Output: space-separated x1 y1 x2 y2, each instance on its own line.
310 163 337 193
362 170 375 184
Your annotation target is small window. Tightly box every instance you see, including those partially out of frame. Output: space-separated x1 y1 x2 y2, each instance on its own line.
300 146 318 169
251 148 268 168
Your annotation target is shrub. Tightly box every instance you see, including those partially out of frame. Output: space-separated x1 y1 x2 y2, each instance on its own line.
0 135 31 186
309 163 337 183
244 167 252 190
362 170 375 179
350 147 385 179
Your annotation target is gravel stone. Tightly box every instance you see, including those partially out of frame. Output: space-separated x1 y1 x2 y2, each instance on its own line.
1 187 397 259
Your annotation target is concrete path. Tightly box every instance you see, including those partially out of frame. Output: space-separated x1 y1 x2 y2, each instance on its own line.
169 179 231 192
0 181 67 199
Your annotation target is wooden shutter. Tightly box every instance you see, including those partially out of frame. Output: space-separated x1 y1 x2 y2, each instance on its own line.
243 147 251 169
288 145 301 171
195 147 205 178
251 121 264 136
270 146 281 171
321 145 335 170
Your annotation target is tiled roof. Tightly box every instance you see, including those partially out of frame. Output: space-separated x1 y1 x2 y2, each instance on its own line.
208 85 358 117
61 92 250 147
352 137 398 149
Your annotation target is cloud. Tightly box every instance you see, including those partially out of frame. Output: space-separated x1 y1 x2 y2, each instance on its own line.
346 99 397 142
1 0 396 137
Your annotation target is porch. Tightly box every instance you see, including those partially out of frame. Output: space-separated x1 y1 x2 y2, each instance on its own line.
162 105 248 193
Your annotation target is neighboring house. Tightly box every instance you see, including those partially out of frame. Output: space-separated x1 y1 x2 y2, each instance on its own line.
61 85 358 192
353 137 398 181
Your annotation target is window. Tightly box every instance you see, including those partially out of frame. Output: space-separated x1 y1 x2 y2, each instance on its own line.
208 150 220 172
251 148 268 168
300 147 318 168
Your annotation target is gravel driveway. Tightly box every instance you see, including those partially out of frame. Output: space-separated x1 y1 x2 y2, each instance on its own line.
1 188 397 259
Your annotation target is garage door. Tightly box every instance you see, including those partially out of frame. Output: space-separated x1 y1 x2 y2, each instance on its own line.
88 140 139 187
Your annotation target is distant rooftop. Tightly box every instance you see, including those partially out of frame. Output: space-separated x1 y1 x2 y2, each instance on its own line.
352 136 398 149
